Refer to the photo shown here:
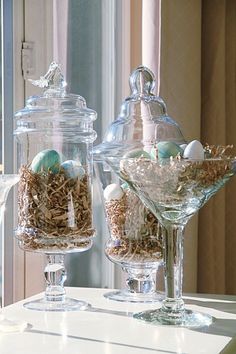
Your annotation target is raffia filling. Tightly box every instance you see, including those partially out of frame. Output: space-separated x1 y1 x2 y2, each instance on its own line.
17 165 94 251
105 189 162 263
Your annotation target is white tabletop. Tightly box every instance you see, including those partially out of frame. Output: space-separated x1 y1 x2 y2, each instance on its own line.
1 287 236 354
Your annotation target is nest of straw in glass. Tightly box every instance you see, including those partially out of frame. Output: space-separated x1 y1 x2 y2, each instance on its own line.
17 165 94 251
105 189 162 263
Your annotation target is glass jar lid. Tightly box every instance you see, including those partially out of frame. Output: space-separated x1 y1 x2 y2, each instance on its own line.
14 62 97 142
94 65 185 159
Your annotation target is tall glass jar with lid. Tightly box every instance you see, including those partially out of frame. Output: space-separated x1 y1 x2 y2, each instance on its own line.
94 66 186 302
14 62 97 311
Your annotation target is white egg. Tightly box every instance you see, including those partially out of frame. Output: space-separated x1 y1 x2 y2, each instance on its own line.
104 183 124 201
61 160 85 179
183 140 204 160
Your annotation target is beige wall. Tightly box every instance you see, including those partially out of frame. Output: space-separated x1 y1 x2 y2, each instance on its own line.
160 0 202 292
131 0 142 70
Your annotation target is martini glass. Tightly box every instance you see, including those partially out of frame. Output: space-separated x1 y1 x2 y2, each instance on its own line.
0 174 27 332
106 155 236 327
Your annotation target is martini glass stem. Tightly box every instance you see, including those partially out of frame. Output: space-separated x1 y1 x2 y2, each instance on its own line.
134 216 213 326
44 254 67 302
161 224 185 316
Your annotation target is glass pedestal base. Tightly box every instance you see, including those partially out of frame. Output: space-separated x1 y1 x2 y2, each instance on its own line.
23 297 90 312
133 308 213 327
23 254 90 312
104 289 163 303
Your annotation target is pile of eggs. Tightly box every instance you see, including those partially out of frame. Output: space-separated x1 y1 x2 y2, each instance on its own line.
154 140 205 160
124 140 205 161
30 149 85 180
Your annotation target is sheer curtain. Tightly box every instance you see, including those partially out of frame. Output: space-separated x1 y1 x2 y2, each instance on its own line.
52 0 130 290
142 0 161 95
53 0 110 288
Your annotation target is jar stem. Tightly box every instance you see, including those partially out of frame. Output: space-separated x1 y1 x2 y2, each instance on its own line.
126 270 155 294
23 252 89 311
44 253 67 302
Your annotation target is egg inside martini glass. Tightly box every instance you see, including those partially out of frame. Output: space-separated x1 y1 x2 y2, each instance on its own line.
105 140 236 327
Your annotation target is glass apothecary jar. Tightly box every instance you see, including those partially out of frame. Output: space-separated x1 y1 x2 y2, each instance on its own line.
94 65 186 302
14 62 97 311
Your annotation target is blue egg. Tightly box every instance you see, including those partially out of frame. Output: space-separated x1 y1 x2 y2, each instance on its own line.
31 149 61 173
151 142 183 160
61 160 85 179
121 182 129 190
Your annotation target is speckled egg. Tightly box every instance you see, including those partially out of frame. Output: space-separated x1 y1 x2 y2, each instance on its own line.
31 149 61 173
104 183 124 201
123 149 150 159
183 140 204 160
61 160 85 179
151 141 183 159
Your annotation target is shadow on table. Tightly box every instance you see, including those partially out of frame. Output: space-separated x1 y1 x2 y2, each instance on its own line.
179 298 236 338
190 318 236 338
184 298 236 315
190 318 236 353
86 304 133 318
26 328 180 354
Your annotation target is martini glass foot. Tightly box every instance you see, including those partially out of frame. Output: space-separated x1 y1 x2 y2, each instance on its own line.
134 308 213 327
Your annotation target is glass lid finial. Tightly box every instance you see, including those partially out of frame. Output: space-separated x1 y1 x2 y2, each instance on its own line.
129 65 156 96
29 62 67 93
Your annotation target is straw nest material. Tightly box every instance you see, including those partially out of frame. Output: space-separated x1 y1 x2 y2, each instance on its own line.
119 145 235 205
17 165 94 251
105 236 162 263
105 189 162 263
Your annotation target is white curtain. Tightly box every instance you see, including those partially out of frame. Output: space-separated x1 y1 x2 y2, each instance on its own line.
142 0 161 95
53 0 68 78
